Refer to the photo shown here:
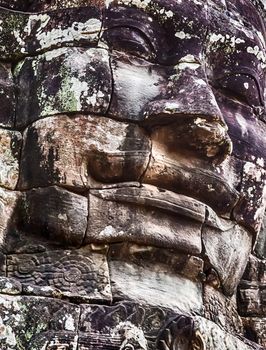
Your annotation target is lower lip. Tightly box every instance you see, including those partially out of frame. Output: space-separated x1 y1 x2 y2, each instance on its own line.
86 183 235 254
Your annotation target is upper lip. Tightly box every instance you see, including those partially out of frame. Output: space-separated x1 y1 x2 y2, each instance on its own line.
90 182 238 232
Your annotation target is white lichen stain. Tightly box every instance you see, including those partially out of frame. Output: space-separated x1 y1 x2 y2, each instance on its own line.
247 45 266 69
13 30 26 53
0 316 17 346
178 62 200 70
100 225 115 236
209 33 225 43
64 314 75 331
176 54 201 70
164 101 180 111
244 162 263 182
256 158 265 168
32 18 101 51
58 213 68 221
235 38 245 44
195 79 207 86
113 321 148 350
175 31 191 39
165 10 174 18
0 131 21 190
44 47 69 61
114 0 151 9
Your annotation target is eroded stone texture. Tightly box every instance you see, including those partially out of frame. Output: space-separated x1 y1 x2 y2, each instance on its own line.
87 190 203 253
19 115 151 189
194 316 265 350
203 285 243 335
0 188 21 251
0 130 21 190
0 0 265 349
16 47 112 128
0 294 80 349
19 186 88 247
255 212 266 258
243 318 266 348
6 246 111 302
108 243 204 313
202 219 252 296
0 6 102 59
238 255 266 317
0 64 16 128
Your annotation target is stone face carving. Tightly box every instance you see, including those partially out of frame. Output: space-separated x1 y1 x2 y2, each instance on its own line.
0 0 265 349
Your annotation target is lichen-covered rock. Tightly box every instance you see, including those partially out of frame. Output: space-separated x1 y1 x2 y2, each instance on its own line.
0 0 265 348
0 6 102 59
0 64 16 128
16 47 112 127
0 130 21 190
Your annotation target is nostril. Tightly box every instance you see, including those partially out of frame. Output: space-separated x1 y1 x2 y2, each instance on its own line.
191 118 232 158
150 116 232 165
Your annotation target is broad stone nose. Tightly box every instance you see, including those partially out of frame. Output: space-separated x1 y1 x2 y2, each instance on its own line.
142 62 232 163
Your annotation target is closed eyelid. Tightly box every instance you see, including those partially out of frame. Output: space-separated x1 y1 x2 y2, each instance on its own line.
214 72 264 106
102 25 157 54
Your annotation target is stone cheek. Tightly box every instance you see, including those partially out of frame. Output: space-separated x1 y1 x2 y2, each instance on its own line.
18 115 151 189
16 47 112 128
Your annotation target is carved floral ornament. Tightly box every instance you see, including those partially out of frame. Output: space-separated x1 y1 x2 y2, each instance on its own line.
0 0 265 349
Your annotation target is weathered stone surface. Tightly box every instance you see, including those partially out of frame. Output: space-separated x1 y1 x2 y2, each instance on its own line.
0 0 103 11
255 212 266 258
238 255 266 318
194 316 265 350
91 184 206 223
142 142 240 218
0 129 21 190
0 64 16 128
0 6 102 59
0 276 22 295
19 115 151 189
108 244 203 313
202 219 252 296
203 285 243 335
0 0 265 348
19 186 88 246
234 162 266 237
0 188 20 251
87 191 203 254
0 294 80 349
243 317 266 347
6 245 111 302
109 243 204 282
0 0 30 11
16 47 112 128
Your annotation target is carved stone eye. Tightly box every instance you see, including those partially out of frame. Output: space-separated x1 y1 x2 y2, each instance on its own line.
213 73 262 108
103 27 155 61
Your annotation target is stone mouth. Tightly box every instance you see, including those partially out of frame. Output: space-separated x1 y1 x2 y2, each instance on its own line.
90 183 235 232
